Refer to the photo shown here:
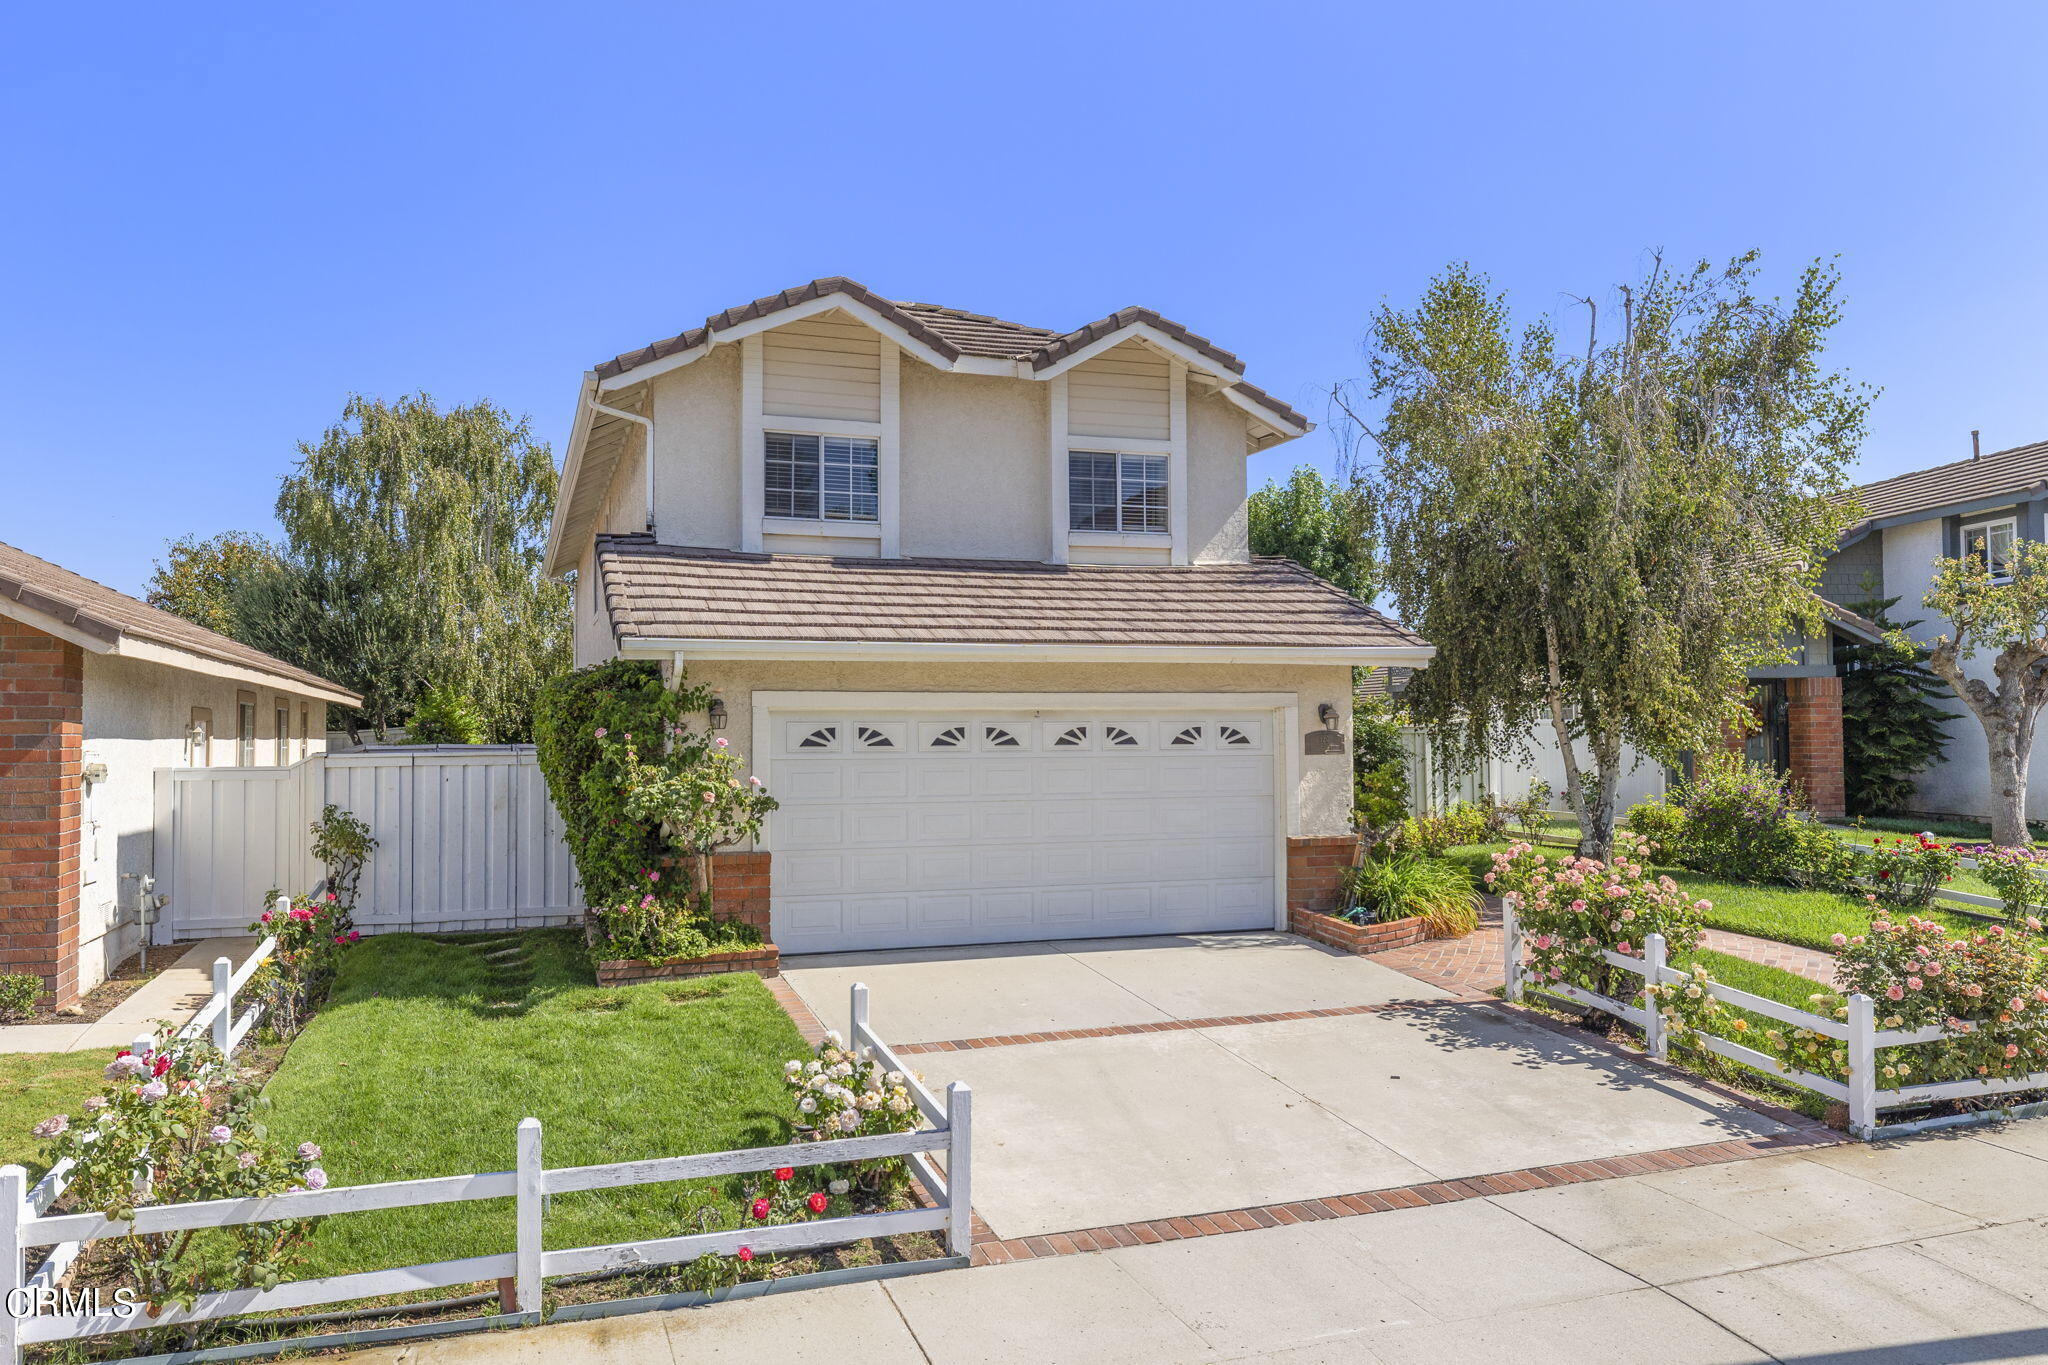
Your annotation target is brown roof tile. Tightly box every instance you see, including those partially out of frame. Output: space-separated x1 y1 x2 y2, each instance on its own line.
590 278 1308 432
0 540 359 701
1847 438 2048 530
594 536 1426 652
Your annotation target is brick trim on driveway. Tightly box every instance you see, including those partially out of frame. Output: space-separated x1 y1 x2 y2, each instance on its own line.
968 1127 1842 1267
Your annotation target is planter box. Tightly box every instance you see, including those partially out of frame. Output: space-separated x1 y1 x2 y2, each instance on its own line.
596 945 781 984
1289 905 1427 955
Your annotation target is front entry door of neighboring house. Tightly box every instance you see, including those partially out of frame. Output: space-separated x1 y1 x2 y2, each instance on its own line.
1743 680 1791 776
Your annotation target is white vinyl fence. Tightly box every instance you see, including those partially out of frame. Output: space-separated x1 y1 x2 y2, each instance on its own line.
0 983 969 1363
1502 901 2048 1140
17 932 278 1312
153 746 580 941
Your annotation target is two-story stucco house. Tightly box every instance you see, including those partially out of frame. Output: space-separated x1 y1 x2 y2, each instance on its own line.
1826 435 2048 822
544 278 1434 955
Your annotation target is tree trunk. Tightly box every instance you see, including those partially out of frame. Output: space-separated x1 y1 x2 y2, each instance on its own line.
1928 641 2044 847
692 850 717 920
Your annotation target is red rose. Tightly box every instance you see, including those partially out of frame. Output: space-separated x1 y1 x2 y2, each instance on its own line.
774 1167 794 1182
348 930 361 942
750 1198 770 1220
151 1054 173 1077
736 1246 754 1262
807 1192 828 1213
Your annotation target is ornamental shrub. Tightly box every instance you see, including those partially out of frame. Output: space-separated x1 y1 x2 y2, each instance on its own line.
1352 693 1410 840
1835 913 2048 1084
35 1026 327 1313
532 660 687 907
608 727 779 919
1490 838 1710 987
784 1030 924 1201
250 891 360 1035
1956 843 2048 922
1851 832 1960 910
407 684 488 744
0 972 38 1022
1343 854 1479 936
309 804 375 906
1668 754 1816 883
1621 797 1688 861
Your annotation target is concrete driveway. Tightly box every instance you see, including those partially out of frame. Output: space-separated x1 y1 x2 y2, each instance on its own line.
782 933 1795 1239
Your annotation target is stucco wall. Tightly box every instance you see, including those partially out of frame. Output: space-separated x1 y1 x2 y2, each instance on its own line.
648 344 743 551
79 654 329 988
899 363 1049 561
678 658 1358 840
570 545 615 668
618 334 1257 566
1874 514 2019 820
1189 386 1251 563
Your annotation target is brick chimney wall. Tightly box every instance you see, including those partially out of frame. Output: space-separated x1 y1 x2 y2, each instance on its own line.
1787 675 1846 819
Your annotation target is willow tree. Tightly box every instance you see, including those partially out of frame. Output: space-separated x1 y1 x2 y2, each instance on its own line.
1346 254 1866 858
237 394 569 741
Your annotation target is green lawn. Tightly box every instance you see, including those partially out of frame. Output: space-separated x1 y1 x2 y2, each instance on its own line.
0 1051 112 1179
1448 842 1981 952
260 929 811 1276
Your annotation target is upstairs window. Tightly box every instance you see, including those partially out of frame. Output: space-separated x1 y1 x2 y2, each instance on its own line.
1069 451 1167 533
765 431 879 522
1962 516 2018 579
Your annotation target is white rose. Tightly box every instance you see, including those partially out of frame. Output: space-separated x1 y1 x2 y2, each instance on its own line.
825 1030 845 1048
783 1059 801 1075
837 1111 860 1132
799 1097 817 1113
887 1096 910 1114
886 1070 904 1084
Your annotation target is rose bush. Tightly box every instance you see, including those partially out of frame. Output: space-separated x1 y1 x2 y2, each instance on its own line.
1852 833 1961 910
249 891 360 1035
1489 837 1710 992
1836 913 2048 1084
34 1027 327 1313
782 1030 923 1202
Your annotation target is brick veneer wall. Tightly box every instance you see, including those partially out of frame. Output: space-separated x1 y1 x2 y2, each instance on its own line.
596 945 780 983
1289 905 1427 954
1788 674 1846 818
1286 835 1359 916
0 618 84 1007
656 850 771 937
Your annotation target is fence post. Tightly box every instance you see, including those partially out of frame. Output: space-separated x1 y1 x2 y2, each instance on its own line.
1643 933 1668 1061
849 981 869 1048
211 956 233 1053
945 1082 973 1259
1 1164 24 1365
1502 898 1524 1002
514 1117 544 1321
1847 994 1877 1140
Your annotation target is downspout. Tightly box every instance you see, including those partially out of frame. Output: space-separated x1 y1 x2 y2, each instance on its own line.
587 387 656 534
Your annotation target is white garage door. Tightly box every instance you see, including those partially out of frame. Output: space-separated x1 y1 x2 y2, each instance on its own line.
767 708 1279 954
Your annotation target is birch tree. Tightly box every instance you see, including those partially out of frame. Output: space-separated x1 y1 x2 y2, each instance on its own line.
1344 254 1865 858
1922 540 2048 845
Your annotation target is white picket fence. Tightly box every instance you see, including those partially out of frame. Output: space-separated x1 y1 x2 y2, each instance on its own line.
1502 901 2048 1140
14 932 278 1321
0 983 968 1362
153 746 581 941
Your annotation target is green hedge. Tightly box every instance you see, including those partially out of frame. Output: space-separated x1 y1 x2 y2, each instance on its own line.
532 660 692 908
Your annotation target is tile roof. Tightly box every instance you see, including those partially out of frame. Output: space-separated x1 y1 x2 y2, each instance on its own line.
591 277 1307 431
0 540 359 701
593 536 1427 652
1847 438 2048 530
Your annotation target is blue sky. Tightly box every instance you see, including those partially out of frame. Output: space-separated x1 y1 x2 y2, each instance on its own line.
4 2 2044 596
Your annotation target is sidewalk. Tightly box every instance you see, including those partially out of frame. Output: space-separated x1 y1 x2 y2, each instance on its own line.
337 1124 2048 1364
0 937 259 1054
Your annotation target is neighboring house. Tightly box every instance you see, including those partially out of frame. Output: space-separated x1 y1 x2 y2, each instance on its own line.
1399 600 1881 820
1827 435 2048 821
0 541 358 1006
546 277 1434 954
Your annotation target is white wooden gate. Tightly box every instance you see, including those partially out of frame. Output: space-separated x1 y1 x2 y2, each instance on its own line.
153 747 581 941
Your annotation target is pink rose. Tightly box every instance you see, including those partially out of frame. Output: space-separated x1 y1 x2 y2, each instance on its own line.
1885 985 1905 1001
1830 933 1847 947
